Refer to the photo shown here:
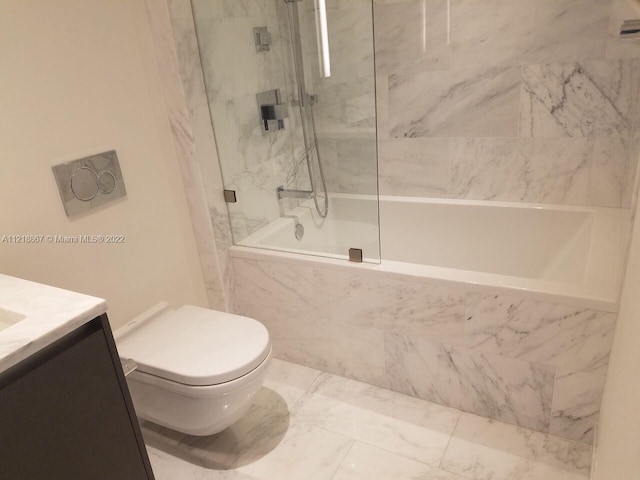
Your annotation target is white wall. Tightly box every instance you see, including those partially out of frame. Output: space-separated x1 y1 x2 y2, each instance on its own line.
595 196 640 476
0 0 208 327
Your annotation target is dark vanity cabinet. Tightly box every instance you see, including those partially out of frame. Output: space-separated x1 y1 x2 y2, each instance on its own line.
0 314 155 480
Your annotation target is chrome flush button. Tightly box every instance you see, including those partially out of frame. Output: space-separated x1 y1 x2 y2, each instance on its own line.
70 167 99 201
97 170 116 194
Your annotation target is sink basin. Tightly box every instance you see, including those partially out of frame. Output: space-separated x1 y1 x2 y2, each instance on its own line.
0 307 26 333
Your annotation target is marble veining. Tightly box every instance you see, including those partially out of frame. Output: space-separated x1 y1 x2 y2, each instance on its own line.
378 138 451 197
450 138 592 205
240 301 388 387
449 0 609 70
0 274 106 372
332 442 466 480
374 0 450 76
389 66 521 138
370 0 640 208
384 329 556 431
293 372 460 466
146 359 592 480
441 413 592 480
549 369 606 444
145 0 228 310
232 255 617 442
520 59 640 138
464 293 617 376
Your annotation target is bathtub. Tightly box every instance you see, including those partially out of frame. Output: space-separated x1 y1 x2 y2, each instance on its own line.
236 194 626 311
232 193 623 440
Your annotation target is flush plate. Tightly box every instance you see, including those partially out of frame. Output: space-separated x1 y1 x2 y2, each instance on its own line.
52 150 126 217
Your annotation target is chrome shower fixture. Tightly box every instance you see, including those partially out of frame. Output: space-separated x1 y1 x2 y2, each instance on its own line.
620 19 640 39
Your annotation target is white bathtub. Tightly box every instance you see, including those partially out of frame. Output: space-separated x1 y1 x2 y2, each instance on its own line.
236 194 626 311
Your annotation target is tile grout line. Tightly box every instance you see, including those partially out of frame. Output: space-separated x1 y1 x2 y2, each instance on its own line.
327 436 356 480
438 412 462 471
286 369 326 415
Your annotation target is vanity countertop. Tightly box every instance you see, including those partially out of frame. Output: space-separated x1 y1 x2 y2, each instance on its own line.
0 274 107 373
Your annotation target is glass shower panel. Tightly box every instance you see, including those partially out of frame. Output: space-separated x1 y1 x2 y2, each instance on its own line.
191 0 380 263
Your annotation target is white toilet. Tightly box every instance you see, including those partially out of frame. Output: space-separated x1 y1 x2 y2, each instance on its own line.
115 302 271 436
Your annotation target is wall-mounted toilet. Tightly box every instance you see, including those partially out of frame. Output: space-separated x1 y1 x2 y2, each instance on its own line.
115 302 271 436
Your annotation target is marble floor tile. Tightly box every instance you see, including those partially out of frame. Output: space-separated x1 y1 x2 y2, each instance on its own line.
441 413 592 480
234 422 352 480
144 405 352 480
147 445 255 480
292 372 460 467
146 359 593 480
141 404 291 470
252 358 322 413
331 442 465 480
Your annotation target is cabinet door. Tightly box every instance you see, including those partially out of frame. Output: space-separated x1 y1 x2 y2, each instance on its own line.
0 316 155 480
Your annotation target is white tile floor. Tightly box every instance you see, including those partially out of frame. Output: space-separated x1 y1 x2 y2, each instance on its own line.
144 359 592 480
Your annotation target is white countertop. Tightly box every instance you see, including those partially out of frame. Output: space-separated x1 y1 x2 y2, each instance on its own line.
0 274 107 373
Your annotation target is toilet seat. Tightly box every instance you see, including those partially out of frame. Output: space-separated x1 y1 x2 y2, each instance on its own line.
116 304 271 386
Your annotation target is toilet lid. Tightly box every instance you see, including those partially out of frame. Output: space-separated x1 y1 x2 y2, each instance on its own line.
116 305 271 386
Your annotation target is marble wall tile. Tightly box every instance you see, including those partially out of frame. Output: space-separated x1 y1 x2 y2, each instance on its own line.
605 0 640 60
464 293 617 376
378 138 450 197
520 59 640 138
449 0 535 70
239 302 388 387
309 267 466 344
190 0 310 243
314 82 376 133
374 0 450 76
450 138 592 204
233 258 315 313
381 136 629 206
321 136 378 195
232 258 617 439
528 0 610 65
450 0 609 70
234 258 466 344
167 0 237 305
145 0 227 310
323 0 375 82
623 136 640 208
389 66 521 138
550 368 606 444
587 137 629 207
384 329 556 431
440 413 592 480
375 74 390 139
